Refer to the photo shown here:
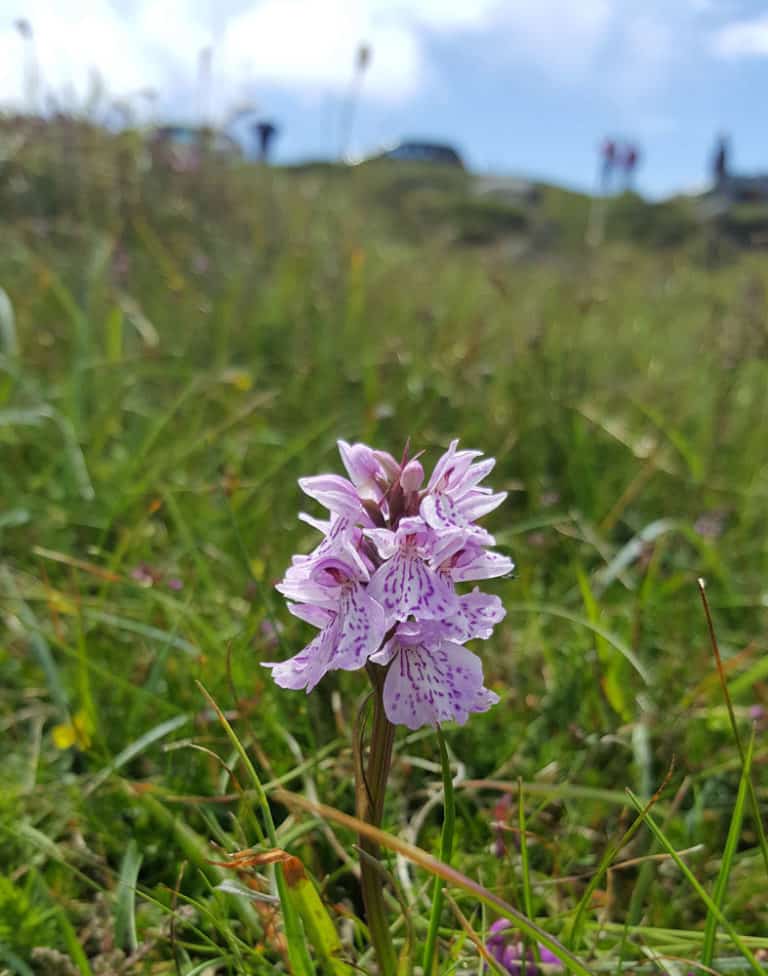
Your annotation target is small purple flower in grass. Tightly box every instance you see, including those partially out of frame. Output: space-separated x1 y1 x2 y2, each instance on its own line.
263 439 513 730
487 920 563 975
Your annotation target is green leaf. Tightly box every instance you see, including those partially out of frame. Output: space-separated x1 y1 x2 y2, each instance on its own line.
577 567 629 718
283 856 354 976
115 839 143 953
701 732 753 967
0 288 18 357
88 713 190 793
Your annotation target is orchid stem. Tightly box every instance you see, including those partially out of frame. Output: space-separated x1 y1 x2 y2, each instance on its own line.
357 664 397 976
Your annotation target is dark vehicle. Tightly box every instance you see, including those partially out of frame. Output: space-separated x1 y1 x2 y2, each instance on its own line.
724 174 768 203
365 140 465 169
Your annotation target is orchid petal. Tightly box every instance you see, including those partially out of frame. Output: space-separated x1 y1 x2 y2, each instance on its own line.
445 589 506 641
450 547 514 582
333 586 388 670
298 475 369 521
337 440 386 499
364 527 397 560
456 490 508 522
262 624 338 692
286 602 333 629
367 553 457 623
382 640 494 730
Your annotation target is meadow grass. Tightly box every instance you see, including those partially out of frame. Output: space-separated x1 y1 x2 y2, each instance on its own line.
1 134 767 974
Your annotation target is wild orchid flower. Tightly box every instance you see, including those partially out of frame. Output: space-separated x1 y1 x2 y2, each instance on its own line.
263 439 512 730
486 920 563 974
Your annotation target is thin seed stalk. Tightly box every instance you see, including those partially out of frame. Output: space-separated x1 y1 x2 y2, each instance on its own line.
356 663 397 976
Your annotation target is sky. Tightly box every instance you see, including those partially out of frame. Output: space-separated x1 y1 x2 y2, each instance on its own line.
1 0 768 196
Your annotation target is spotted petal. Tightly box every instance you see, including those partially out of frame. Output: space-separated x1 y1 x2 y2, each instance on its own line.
444 589 506 641
420 491 464 531
428 440 482 492
262 624 339 692
380 638 495 730
367 553 457 624
333 585 388 670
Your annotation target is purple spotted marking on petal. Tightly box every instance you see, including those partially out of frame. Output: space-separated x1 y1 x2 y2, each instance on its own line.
381 640 494 730
262 623 339 692
333 584 388 670
420 491 464 530
368 553 457 624
444 589 505 641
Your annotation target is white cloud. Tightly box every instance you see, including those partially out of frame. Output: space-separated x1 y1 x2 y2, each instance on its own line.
712 13 768 57
218 0 423 102
0 0 502 115
0 0 718 121
370 0 502 31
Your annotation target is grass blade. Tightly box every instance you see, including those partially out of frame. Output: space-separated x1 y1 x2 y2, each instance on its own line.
504 603 650 684
697 578 768 877
518 778 540 967
88 714 190 793
54 902 94 976
626 788 763 976
274 787 594 976
115 839 143 952
195 682 315 976
701 731 753 967
422 726 456 976
0 287 18 357
567 767 672 952
0 947 35 976
1 567 69 716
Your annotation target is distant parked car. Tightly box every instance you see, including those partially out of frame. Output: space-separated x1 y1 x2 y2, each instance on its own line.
362 140 466 169
723 174 768 203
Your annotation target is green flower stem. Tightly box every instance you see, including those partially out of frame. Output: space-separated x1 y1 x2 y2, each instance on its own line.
357 664 397 976
422 726 455 976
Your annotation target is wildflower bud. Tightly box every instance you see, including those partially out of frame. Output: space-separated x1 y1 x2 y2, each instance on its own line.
399 459 424 493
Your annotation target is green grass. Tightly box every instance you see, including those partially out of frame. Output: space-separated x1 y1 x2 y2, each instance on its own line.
1 121 768 974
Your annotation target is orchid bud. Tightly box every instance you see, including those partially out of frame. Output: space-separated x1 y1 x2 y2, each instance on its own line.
399 458 424 492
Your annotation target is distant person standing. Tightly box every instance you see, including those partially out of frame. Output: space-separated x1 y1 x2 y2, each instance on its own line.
254 120 279 163
623 143 640 190
712 134 729 189
601 138 617 193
